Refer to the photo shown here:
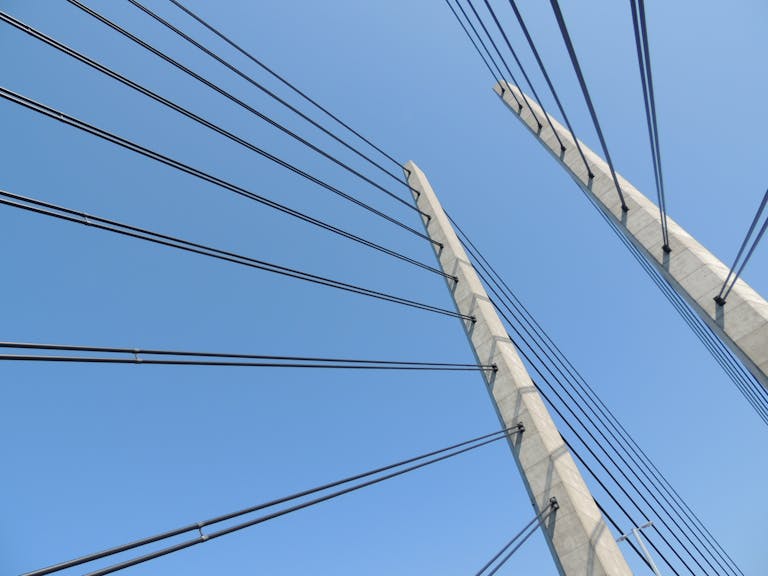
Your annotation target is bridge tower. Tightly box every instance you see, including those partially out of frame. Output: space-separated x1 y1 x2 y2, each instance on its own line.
406 162 634 576
494 83 768 391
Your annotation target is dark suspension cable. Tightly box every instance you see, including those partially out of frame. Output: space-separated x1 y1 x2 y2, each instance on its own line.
0 11 436 249
166 0 409 179
24 425 523 576
480 0 567 152
629 0 671 250
0 188 473 322
463 0 541 128
448 0 523 110
0 341 492 371
443 0 499 85
474 500 557 576
65 0 426 216
548 0 629 211
716 187 768 305
504 0 593 178
0 86 455 282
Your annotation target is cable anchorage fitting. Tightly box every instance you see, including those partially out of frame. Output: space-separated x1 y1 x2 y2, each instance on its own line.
713 295 727 307
549 496 559 511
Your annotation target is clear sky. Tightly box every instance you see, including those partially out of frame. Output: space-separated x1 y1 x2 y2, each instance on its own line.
1 1 766 575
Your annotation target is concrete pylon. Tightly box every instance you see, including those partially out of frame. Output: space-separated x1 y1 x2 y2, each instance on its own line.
494 82 768 392
405 161 633 576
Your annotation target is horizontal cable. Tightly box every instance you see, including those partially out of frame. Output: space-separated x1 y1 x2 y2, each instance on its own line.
0 188 473 322
0 11 435 248
716 187 768 305
166 0 409 182
24 424 524 576
0 341 493 371
67 0 425 216
0 86 452 281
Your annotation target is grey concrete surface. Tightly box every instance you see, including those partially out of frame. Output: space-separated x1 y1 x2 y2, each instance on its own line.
405 161 634 576
494 82 768 392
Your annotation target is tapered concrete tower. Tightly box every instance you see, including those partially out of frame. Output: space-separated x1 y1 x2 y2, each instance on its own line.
494 83 768 392
406 161 633 576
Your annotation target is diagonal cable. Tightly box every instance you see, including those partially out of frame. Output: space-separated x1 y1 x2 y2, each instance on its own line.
548 0 629 211
0 188 472 321
716 187 768 305
0 86 454 280
0 11 436 248
481 0 567 152
24 425 523 576
66 0 425 216
629 0 670 250
166 0 408 179
474 500 557 576
503 0 593 178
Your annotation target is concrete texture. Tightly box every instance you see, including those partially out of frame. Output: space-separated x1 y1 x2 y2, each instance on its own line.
494 82 768 392
405 161 633 576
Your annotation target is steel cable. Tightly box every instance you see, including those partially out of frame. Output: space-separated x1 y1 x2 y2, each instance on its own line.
166 0 408 180
24 425 524 576
0 86 457 283
0 11 437 248
474 501 557 576
0 188 472 321
503 0 593 177
66 0 426 216
463 0 541 128
453 0 523 110
716 187 768 305
629 0 670 250
0 341 492 371
452 218 746 574
548 0 629 211
480 0 567 152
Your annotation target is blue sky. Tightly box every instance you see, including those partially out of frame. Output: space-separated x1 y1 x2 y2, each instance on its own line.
1 1 766 574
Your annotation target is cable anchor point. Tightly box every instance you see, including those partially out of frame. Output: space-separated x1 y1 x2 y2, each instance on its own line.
714 295 727 307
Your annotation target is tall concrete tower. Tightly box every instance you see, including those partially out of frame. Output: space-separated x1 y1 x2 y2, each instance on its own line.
495 83 768 392
406 161 634 576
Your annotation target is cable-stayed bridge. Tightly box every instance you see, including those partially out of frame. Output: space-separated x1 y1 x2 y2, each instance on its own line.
2 1 766 575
